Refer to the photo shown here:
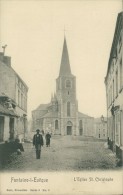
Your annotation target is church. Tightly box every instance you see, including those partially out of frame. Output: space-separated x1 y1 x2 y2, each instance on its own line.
32 37 94 136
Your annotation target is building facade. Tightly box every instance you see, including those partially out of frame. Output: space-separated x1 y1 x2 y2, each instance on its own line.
0 98 18 142
78 112 94 136
32 37 94 136
105 12 123 161
0 51 28 142
94 116 107 140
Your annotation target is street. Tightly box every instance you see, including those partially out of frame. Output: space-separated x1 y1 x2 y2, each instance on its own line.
1 136 118 171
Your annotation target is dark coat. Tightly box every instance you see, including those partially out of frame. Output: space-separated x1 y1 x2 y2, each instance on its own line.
45 133 51 140
45 133 51 145
33 134 44 146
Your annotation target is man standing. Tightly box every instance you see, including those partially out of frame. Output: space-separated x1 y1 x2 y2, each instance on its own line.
33 129 43 159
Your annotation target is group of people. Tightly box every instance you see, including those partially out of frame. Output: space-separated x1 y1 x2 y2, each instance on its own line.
33 129 51 159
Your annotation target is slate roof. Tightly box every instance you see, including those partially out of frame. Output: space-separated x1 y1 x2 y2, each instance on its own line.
105 12 123 81
42 111 58 118
94 117 107 123
78 112 93 118
59 37 72 76
36 103 50 110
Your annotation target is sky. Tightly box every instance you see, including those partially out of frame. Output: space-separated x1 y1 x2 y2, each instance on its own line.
0 0 122 119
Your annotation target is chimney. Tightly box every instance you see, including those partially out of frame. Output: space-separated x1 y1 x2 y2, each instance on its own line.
3 56 11 67
0 52 4 62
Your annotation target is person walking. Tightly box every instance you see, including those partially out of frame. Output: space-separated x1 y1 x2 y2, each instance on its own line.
33 129 44 159
45 132 51 147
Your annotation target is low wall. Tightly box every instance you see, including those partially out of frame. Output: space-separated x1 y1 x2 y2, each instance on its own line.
0 141 24 167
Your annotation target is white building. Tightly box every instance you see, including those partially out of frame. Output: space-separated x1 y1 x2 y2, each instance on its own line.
105 12 123 163
94 116 107 140
0 51 28 142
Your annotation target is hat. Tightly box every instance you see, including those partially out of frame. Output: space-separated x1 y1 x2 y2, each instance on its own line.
36 129 40 132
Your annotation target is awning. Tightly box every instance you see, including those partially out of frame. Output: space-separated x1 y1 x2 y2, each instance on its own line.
0 104 18 117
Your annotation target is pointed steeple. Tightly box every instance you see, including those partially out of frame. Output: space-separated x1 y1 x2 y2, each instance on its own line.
59 36 71 76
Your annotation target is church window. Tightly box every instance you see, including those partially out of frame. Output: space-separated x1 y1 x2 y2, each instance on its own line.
67 102 71 116
79 120 82 129
55 120 58 129
66 80 71 88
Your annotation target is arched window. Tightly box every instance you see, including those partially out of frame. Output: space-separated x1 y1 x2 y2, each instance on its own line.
79 120 82 129
66 80 71 88
55 120 58 129
67 102 71 116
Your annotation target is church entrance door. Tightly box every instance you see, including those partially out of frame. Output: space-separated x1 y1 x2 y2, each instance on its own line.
66 121 72 135
67 126 72 135
79 128 83 135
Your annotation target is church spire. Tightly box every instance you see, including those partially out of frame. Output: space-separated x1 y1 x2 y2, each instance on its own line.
59 36 71 76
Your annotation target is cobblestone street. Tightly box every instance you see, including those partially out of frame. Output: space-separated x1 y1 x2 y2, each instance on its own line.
1 136 119 171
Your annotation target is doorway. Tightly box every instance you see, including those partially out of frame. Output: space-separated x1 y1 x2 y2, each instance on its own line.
79 128 83 135
0 116 4 142
9 118 14 140
67 126 72 135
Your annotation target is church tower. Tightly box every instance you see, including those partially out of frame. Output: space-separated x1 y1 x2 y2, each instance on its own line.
56 37 79 135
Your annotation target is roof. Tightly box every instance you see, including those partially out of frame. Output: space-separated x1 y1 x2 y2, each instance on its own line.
0 104 18 117
42 111 58 118
105 12 123 82
0 54 28 90
36 103 50 110
94 117 107 123
59 36 72 76
78 112 93 118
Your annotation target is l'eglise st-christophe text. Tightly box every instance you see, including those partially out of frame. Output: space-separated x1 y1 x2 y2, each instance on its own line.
74 177 113 182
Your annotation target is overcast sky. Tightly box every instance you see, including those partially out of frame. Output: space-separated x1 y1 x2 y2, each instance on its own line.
0 0 122 119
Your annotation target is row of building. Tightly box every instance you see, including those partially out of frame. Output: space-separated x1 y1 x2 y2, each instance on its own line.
31 13 123 165
0 50 28 143
32 106 107 140
1 12 122 163
0 44 107 146
105 12 123 161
